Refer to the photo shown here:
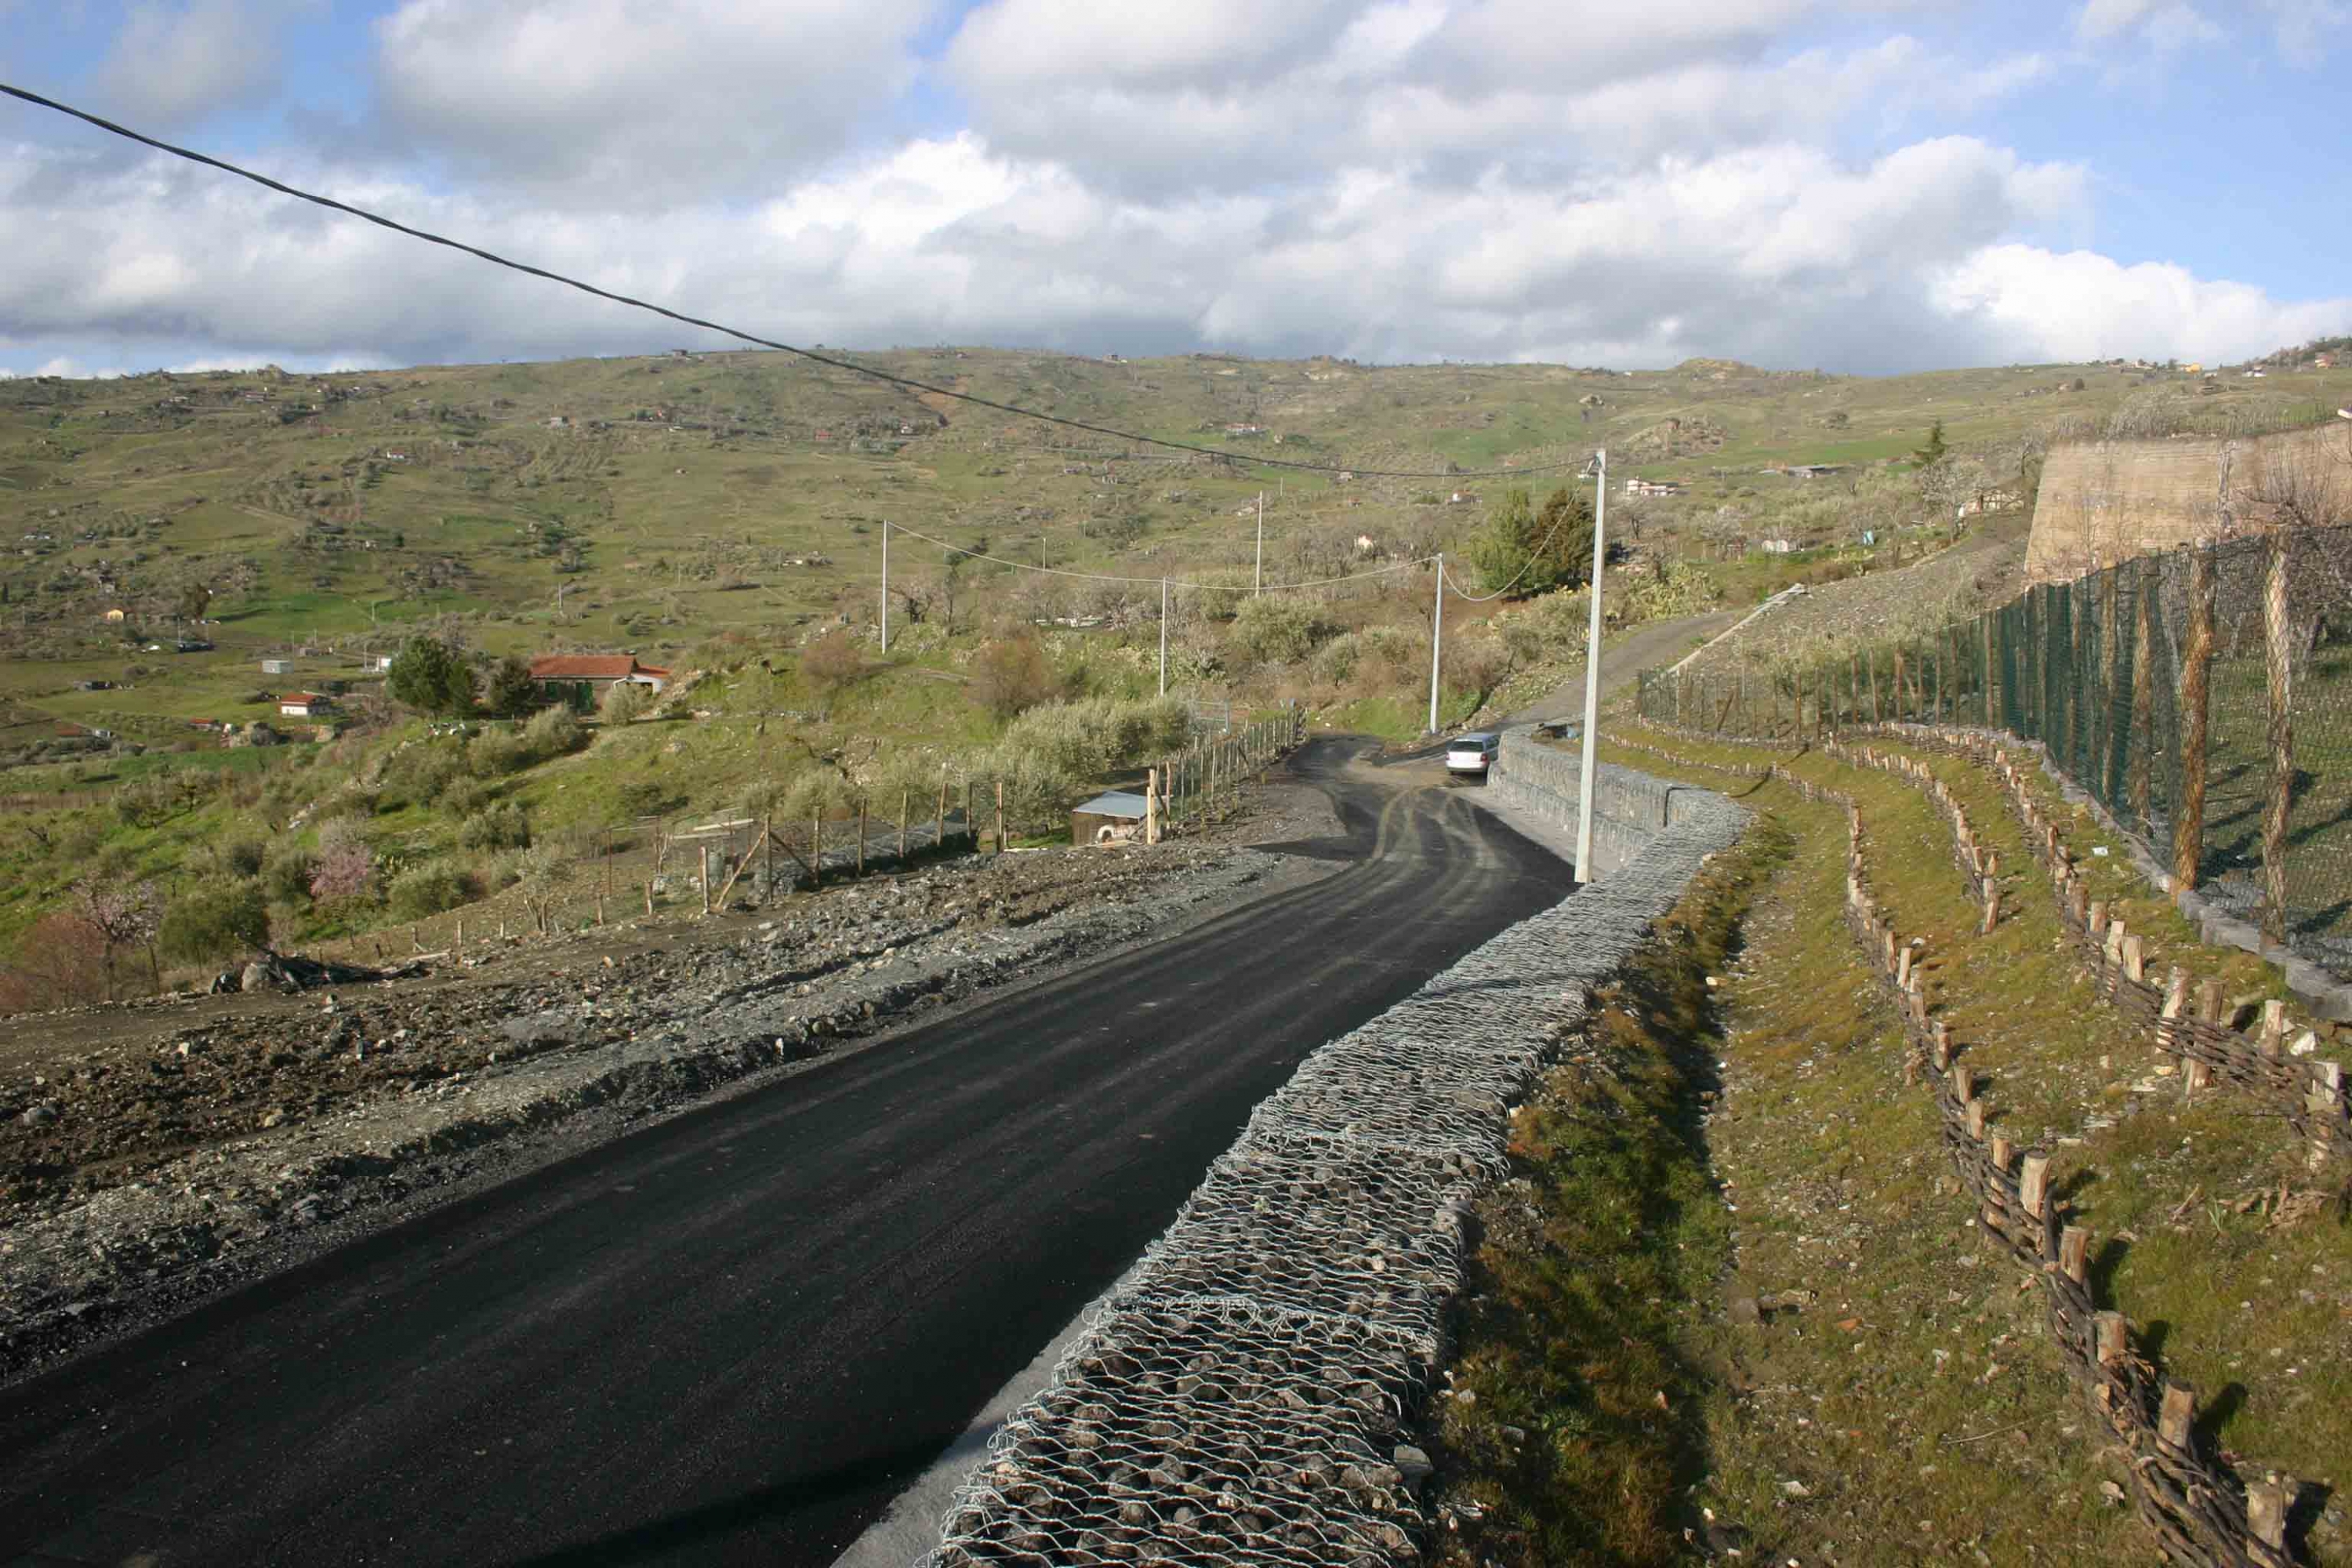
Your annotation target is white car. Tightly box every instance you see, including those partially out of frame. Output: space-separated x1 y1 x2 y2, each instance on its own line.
1445 731 1500 775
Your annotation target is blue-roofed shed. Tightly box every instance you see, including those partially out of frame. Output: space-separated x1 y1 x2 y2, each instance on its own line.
1071 789 1149 845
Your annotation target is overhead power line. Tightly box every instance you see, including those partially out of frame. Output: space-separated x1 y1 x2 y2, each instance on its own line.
1 82 1585 482
885 520 1432 593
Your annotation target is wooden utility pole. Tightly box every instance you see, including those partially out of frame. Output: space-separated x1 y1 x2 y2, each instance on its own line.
2130 562 2154 830
2174 546 2216 891
2262 532 2294 946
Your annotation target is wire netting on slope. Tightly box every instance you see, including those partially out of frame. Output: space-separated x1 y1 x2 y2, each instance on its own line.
925 774 1749 1567
1636 519 2352 983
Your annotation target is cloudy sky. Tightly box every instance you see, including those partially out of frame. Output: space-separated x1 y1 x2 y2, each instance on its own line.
2 0 2347 379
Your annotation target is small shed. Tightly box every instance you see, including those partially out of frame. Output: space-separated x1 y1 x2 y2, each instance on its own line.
1070 789 1149 846
262 658 292 675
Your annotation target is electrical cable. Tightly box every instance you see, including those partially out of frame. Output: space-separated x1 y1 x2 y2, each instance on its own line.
2 81 1584 482
885 520 1432 593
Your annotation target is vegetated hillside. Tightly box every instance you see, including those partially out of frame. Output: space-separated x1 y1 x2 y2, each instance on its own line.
3 342 2345 1008
13 345 2347 730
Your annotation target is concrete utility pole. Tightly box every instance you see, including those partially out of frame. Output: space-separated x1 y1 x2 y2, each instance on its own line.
1428 554 1445 735
1575 450 1609 884
1159 577 1169 697
1254 492 1265 594
879 519 889 654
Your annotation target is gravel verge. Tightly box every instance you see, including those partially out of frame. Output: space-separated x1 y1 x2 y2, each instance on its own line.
0 837 1319 1380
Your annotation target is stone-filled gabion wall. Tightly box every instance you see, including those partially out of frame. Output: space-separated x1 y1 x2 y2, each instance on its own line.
923 775 1748 1568
1485 728 1720 879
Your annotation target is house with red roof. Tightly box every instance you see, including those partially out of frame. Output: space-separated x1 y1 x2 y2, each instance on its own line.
528 653 671 710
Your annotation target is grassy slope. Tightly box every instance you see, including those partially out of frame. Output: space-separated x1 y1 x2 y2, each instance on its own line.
13 349 2352 739
1585 727 2352 1566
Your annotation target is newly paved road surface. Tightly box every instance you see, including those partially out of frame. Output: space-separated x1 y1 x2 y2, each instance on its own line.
0 739 1571 1568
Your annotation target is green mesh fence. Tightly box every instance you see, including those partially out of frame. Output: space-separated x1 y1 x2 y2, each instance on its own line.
1637 524 2352 982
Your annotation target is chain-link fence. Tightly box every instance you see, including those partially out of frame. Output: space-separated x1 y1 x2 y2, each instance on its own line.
1637 522 2352 982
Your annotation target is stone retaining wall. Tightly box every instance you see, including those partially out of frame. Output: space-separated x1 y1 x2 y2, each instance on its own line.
923 767 1746 1567
1485 726 1717 878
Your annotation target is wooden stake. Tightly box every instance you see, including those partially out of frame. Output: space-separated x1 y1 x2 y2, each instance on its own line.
2019 1154 2050 1218
2157 1382 2196 1453
995 779 1006 853
2174 546 2215 891
2130 558 2154 832
2263 531 2294 946
2058 1225 2089 1285
2094 1311 2129 1367
700 844 711 916
899 787 909 862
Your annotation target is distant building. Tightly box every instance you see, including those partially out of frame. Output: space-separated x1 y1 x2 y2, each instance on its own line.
372 654 395 672
262 658 292 676
1760 538 1797 554
529 653 672 710
278 692 334 718
1624 478 1684 498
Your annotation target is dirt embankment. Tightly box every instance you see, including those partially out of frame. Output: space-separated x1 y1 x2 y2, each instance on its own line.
1679 535 2027 676
0 793 1338 1376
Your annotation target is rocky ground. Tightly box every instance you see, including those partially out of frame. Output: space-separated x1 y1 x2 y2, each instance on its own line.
0 782 1341 1377
1682 534 2028 674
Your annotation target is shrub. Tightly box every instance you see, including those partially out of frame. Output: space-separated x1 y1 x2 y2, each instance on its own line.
309 820 376 905
318 786 381 821
387 635 477 716
800 629 865 698
458 802 532 851
1227 597 1338 667
466 730 530 778
215 836 268 879
599 681 652 724
483 656 542 719
261 840 316 906
387 861 474 919
1312 633 1363 686
159 880 270 965
379 746 463 810
521 703 585 761
0 911 114 1012
971 635 1061 719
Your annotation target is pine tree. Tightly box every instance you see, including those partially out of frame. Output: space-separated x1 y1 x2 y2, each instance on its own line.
1911 420 1947 468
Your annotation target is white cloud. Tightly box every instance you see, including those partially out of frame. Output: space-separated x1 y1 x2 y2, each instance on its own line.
370 0 930 202
1932 245 2351 363
93 0 311 123
948 0 2047 196
22 127 2288 379
2249 0 2350 60
2072 0 2344 57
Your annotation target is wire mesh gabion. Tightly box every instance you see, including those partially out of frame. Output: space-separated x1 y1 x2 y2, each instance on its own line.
1124 1143 1478 1344
924 784 1750 1567
933 1298 1432 1568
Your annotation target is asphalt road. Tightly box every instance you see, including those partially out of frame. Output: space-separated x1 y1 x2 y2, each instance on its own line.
0 739 1571 1568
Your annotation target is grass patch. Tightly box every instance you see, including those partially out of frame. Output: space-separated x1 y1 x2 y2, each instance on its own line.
1610 726 2352 1563
1430 825 1769 1566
